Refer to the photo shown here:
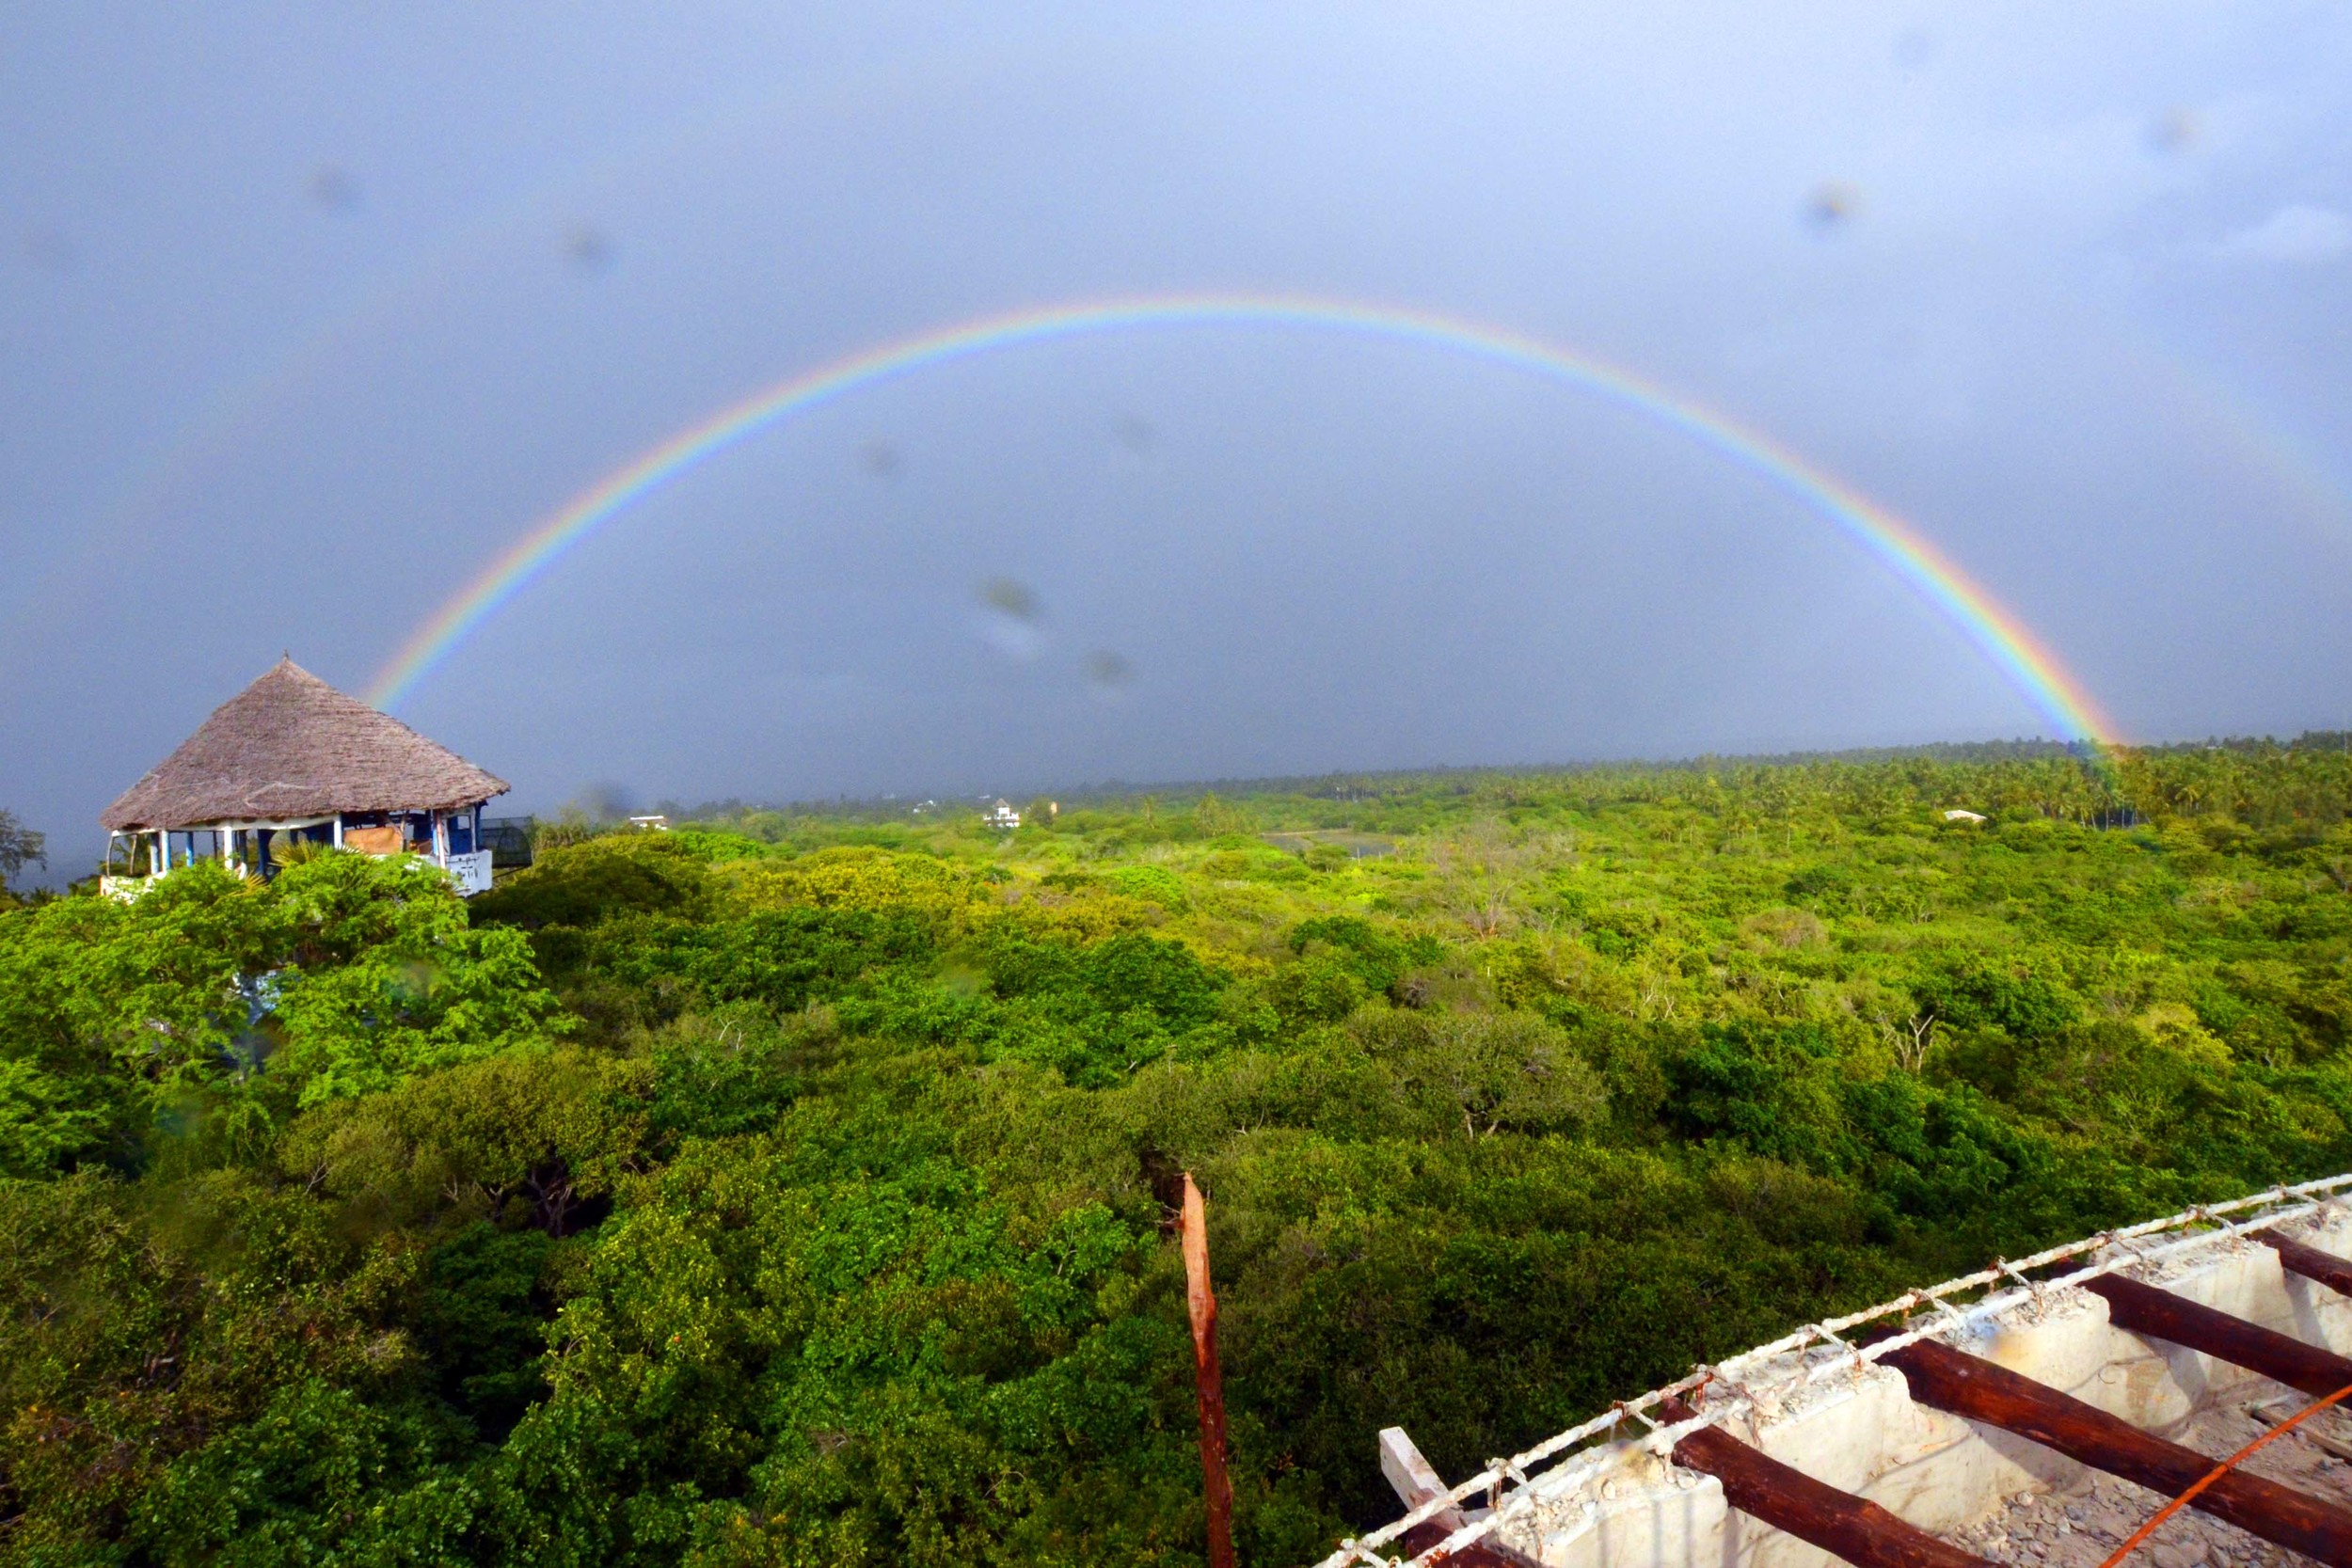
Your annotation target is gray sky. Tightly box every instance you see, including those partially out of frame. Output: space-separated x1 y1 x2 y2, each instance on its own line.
5 2 2350 867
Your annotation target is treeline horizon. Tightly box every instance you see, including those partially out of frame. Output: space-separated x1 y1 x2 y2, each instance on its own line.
625 729 2352 830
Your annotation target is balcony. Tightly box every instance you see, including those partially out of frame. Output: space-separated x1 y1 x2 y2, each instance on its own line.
441 849 493 896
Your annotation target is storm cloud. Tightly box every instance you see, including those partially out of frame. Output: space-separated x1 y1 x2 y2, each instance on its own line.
4 2 2350 871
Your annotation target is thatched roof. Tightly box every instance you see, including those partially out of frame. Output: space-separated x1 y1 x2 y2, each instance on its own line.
101 658 509 831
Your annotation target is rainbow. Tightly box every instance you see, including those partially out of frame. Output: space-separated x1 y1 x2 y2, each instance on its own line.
365 292 2120 742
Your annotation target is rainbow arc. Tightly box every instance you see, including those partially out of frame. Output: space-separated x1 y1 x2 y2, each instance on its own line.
366 292 2119 745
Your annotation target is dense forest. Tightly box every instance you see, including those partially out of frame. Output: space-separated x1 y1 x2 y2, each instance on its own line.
2 739 2350 1566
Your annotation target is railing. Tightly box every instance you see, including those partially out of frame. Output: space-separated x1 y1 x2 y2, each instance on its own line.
1312 1171 2352 1568
97 847 496 899
441 849 493 896
480 817 534 869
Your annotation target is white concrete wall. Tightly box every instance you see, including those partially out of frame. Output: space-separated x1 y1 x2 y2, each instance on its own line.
1504 1212 2352 1568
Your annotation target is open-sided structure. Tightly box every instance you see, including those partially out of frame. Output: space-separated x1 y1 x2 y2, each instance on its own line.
99 657 509 895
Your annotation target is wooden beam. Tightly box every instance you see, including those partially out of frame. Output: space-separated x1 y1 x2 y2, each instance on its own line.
1378 1427 1541 1567
2248 1399 2352 1464
1382 1427 1470 1535
1657 1396 1993 1568
1391 1519 1542 1568
1883 1338 2352 1567
2081 1272 2352 1398
2254 1229 2352 1301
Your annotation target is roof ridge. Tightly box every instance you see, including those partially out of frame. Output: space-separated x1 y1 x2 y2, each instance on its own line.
101 658 508 831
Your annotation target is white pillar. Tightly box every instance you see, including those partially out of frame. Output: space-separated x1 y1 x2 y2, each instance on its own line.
331 815 342 849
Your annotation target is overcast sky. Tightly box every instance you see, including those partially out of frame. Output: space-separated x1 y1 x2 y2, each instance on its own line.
5 2 2350 866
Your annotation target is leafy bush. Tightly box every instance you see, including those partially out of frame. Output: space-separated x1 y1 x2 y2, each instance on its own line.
471 834 717 929
5 742 2352 1563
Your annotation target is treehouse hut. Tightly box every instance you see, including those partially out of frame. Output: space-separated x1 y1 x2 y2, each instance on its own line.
99 657 509 896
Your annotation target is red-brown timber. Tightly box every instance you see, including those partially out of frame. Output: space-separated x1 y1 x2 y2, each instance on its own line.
1181 1174 1236 1568
2256 1230 2352 1302
1658 1396 1994 1568
2080 1273 2352 1399
1394 1517 1545 1567
1883 1339 2352 1568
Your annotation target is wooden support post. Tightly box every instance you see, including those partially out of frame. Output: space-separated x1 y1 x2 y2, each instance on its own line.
1382 1426 1470 1536
2082 1272 2352 1398
2255 1230 2352 1301
1379 1428 1541 1567
1179 1174 1235 1568
1883 1338 2352 1567
1660 1396 1993 1568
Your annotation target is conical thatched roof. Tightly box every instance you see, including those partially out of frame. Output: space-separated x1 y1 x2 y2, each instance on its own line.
101 658 508 831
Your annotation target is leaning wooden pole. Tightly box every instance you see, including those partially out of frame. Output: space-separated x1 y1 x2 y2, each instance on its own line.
1659 1397 1994 1568
1883 1338 2352 1568
2255 1229 2352 1300
2081 1273 2352 1398
1181 1173 1237 1568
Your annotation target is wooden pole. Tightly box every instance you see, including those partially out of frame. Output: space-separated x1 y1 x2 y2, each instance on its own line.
1883 1338 2352 1567
1181 1173 1236 1568
1380 1426 1544 1567
1659 1396 1993 1568
2081 1273 2352 1397
2255 1230 2352 1301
